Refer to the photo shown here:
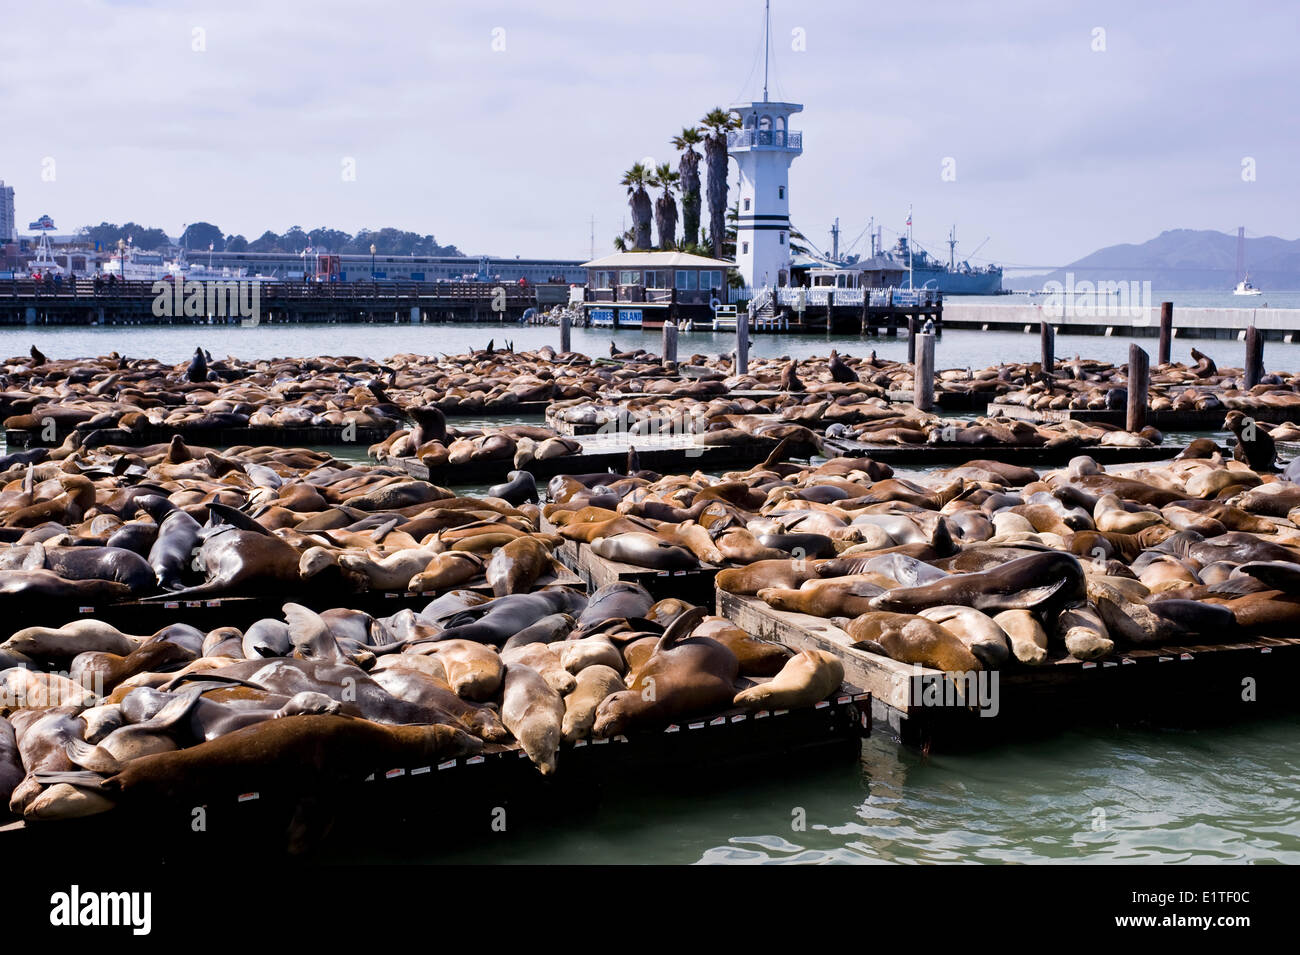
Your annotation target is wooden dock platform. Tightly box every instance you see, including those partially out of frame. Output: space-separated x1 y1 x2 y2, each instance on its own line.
550 535 720 605
719 591 1300 748
0 684 869 859
4 422 397 450
821 437 1184 467
397 431 815 486
987 401 1286 430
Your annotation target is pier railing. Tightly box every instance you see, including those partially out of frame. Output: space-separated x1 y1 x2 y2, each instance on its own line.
730 286 941 308
727 129 803 150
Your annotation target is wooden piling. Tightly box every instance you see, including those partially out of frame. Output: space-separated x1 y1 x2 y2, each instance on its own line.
1040 321 1055 374
736 307 750 375
914 332 935 412
559 309 571 354
906 315 919 363
1158 302 1173 365
825 290 834 335
661 320 678 365
1245 325 1264 388
1127 344 1149 433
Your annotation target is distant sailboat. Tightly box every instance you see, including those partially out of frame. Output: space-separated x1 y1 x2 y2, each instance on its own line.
1234 273 1263 296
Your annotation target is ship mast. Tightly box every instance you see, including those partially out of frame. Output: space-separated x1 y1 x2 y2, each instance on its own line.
948 224 956 270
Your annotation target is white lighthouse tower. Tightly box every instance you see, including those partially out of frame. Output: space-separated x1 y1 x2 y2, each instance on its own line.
730 3 801 290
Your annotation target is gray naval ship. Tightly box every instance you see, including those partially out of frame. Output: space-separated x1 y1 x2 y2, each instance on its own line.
884 233 1004 295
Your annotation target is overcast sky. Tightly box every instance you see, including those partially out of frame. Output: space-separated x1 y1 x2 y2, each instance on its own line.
1 0 1295 269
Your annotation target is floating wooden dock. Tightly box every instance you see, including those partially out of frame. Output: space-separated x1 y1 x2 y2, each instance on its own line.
719 591 1300 748
549 534 720 605
4 566 584 632
987 401 1294 430
0 684 869 858
4 422 397 450
821 437 1184 466
396 431 814 486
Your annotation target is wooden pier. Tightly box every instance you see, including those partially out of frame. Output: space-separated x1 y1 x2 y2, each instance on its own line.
0 278 562 326
0 682 869 859
549 535 721 606
719 591 1300 748
821 437 1185 467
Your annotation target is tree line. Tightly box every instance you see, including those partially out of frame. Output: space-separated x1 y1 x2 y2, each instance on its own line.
76 222 462 257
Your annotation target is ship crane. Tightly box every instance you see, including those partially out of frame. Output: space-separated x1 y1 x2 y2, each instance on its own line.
966 235 991 264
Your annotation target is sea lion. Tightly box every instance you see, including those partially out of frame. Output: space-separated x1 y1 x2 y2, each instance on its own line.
558 636 623 674
992 609 1049 665
485 536 553 597
757 575 886 618
144 527 302 600
847 611 982 672
1055 606 1114 660
1224 410 1277 472
500 664 565 775
500 642 576 694
870 551 1085 616
561 664 624 743
98 714 479 819
488 469 539 506
408 551 484 594
716 559 822 595
591 532 698 570
692 617 792 677
592 608 739 736
917 605 1011 669
427 640 505 700
828 350 859 384
733 649 844 710
501 613 576 651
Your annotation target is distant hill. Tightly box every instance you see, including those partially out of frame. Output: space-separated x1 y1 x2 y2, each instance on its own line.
1007 229 1300 291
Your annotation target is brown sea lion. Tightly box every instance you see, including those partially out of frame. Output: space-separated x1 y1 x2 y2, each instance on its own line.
500 663 565 775
592 608 739 736
561 664 624 743
847 611 982 672
733 649 844 710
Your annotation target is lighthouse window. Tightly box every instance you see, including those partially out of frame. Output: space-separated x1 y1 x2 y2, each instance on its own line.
742 242 749 254
779 186 785 199
779 233 786 245
744 198 751 211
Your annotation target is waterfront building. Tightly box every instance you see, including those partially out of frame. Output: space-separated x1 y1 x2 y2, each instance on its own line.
579 250 734 327
0 181 14 242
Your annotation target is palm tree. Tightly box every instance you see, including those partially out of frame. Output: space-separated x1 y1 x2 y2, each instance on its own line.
699 108 739 259
649 163 680 250
620 163 654 250
612 227 635 252
671 127 704 248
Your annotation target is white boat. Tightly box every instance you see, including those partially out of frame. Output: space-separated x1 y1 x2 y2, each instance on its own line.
1234 275 1263 296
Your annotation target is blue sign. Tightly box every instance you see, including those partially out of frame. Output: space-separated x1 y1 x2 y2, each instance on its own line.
618 309 643 326
589 309 614 326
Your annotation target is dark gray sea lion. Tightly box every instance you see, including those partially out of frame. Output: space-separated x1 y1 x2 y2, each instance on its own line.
407 405 448 448
148 509 203 591
828 350 859 383
242 619 292 659
576 582 655 629
1146 598 1238 639
185 347 209 383
433 589 588 646
501 613 576 651
488 469 538 505
870 551 1085 615
1223 410 1276 472
106 521 159 556
27 544 156 595
757 532 836 559
780 360 805 392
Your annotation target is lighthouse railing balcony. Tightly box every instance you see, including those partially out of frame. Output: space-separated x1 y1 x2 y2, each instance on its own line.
727 129 802 150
